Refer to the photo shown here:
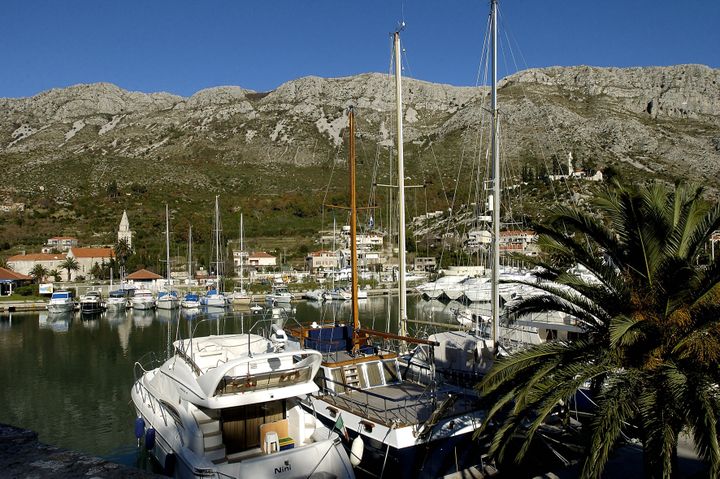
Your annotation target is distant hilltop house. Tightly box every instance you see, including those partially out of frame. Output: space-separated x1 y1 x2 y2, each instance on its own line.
0 202 25 213
0 267 32 295
118 210 133 249
42 236 79 253
548 152 603 182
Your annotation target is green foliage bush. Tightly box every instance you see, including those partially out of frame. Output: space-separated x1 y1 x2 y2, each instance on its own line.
14 285 38 296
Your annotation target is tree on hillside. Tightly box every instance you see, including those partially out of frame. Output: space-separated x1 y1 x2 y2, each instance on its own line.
60 257 80 282
30 264 48 283
114 239 132 279
477 181 720 479
90 262 102 280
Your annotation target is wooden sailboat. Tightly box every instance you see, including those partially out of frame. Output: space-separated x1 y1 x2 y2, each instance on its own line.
287 31 485 478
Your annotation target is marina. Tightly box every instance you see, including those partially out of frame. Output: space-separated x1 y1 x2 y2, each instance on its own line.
0 296 463 473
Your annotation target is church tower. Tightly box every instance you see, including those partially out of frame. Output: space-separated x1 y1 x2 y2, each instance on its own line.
118 210 133 249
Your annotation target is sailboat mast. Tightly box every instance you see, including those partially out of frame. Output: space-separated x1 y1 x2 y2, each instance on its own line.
240 213 244 292
165 203 171 284
348 107 361 344
394 30 408 340
188 225 193 283
490 0 501 351
215 195 221 293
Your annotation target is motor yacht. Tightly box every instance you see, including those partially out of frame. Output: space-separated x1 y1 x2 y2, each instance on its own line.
131 333 355 478
47 290 75 314
106 289 129 312
132 289 156 310
79 290 104 315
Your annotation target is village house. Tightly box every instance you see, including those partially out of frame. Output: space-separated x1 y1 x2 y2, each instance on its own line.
6 253 67 279
247 252 277 271
43 236 79 253
67 247 115 279
305 250 339 273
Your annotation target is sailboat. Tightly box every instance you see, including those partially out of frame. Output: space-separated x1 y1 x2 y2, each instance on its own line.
231 213 252 304
182 225 201 309
201 196 230 308
287 33 485 476
157 204 181 310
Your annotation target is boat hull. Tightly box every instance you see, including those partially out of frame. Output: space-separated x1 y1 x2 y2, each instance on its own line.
47 302 74 314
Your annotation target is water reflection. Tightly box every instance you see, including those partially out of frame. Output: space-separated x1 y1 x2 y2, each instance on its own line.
0 296 460 468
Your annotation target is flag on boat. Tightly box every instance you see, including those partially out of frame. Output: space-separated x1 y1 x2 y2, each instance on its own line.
332 414 349 440
368 215 374 230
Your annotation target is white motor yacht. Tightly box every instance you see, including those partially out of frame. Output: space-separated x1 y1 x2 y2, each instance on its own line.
106 290 129 312
47 290 75 314
131 334 355 479
79 290 104 315
132 289 156 310
266 284 292 304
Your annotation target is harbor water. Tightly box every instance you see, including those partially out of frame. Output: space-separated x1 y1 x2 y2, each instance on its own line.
0 296 461 469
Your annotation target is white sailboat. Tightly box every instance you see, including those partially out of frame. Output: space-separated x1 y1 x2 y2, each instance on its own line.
157 204 181 310
201 196 230 308
231 213 252 305
182 225 201 309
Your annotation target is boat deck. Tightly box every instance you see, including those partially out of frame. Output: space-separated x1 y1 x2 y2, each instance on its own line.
321 381 478 428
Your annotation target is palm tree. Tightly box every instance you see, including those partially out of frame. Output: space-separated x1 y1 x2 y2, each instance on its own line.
48 269 61 282
60 257 80 282
114 238 132 279
477 181 720 479
30 264 48 283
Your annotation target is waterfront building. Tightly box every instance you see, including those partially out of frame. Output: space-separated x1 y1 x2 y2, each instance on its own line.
0 267 32 295
126 268 163 291
6 253 67 279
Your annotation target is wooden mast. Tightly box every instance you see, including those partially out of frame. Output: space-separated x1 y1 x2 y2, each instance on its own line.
349 106 362 351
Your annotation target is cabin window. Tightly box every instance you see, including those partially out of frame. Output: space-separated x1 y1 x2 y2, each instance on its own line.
214 366 312 396
366 362 383 387
382 360 400 384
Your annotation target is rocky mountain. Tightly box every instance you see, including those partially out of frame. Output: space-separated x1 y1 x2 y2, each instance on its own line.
0 64 718 250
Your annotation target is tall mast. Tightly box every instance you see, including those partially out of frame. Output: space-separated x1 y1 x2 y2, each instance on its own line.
490 0 501 352
240 213 244 292
165 203 171 284
215 195 221 293
188 225 193 284
349 107 361 348
394 29 408 341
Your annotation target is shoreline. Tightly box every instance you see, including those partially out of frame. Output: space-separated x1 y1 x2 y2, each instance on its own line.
0 423 158 478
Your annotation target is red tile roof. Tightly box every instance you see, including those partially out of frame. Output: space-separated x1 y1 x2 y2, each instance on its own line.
7 253 66 262
70 247 114 258
0 267 32 281
249 251 275 258
127 268 162 280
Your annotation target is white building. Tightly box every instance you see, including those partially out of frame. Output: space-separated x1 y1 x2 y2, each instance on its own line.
7 253 67 279
248 252 277 269
306 250 339 273
44 236 79 252
67 247 115 279
118 210 133 249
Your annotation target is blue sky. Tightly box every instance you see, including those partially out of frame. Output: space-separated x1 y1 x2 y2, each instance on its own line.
2 0 718 98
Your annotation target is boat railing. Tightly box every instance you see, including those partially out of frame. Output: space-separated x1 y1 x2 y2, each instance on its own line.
317 376 437 427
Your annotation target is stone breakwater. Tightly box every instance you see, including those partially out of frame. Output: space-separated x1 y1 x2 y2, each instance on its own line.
0 424 159 479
